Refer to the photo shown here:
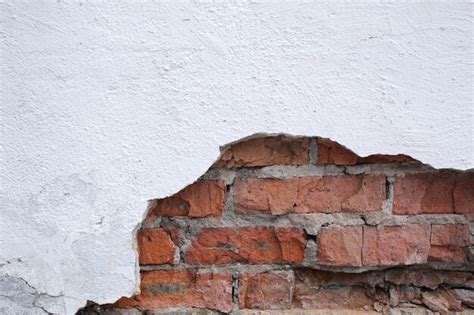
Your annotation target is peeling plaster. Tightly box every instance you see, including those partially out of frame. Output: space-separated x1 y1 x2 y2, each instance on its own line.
0 1 473 314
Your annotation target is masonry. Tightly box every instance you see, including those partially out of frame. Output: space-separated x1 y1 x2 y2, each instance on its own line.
80 135 474 314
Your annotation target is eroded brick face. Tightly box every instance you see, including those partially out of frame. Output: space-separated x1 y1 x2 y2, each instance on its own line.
317 226 363 267
147 180 226 218
213 135 310 168
362 224 431 266
234 175 386 215
96 136 473 314
393 172 474 215
114 270 233 313
137 228 179 265
184 227 306 265
239 271 294 309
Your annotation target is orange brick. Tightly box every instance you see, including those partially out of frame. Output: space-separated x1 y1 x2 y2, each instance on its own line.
137 228 179 265
234 175 385 215
213 135 309 168
184 227 306 265
148 180 226 217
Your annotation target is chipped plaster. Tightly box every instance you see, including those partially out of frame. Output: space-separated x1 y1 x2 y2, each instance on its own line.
1 1 473 314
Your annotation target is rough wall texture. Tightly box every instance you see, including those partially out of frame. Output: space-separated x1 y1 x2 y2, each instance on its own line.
2 2 473 314
81 136 474 314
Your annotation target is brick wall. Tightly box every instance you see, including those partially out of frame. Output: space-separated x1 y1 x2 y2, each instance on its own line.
81 135 474 314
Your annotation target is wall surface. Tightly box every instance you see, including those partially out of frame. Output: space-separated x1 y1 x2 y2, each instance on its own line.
0 1 472 314
96 136 473 314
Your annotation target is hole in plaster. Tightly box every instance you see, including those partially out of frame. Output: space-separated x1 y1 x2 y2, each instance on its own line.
76 133 473 314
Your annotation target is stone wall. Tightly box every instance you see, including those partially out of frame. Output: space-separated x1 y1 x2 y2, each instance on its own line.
79 135 473 314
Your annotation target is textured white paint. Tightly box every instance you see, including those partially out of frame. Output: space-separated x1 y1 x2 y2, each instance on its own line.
1 1 472 314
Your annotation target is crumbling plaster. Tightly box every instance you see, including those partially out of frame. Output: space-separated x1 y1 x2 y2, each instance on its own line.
1 1 472 314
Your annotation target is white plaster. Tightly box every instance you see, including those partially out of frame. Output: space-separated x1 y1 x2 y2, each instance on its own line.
0 1 472 313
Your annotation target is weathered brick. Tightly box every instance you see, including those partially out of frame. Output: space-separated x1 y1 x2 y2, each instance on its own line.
385 269 474 290
421 289 462 313
184 227 306 265
317 226 363 267
293 284 374 310
295 269 384 288
393 173 456 215
137 228 179 265
148 180 226 217
358 154 419 164
213 135 309 168
453 172 474 214
239 271 294 309
234 175 386 215
362 224 431 266
429 246 467 264
431 224 470 247
114 270 233 313
317 138 359 165
317 138 420 165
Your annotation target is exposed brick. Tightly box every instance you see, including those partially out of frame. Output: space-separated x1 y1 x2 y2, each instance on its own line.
389 285 421 306
429 246 467 264
317 226 363 267
234 178 298 215
213 135 310 168
293 284 374 310
452 289 474 308
362 224 431 266
239 271 294 309
453 172 474 214
137 228 179 265
385 270 474 290
358 154 420 164
421 289 463 313
234 175 386 215
431 224 470 247
295 269 384 288
317 138 420 166
317 138 359 165
114 270 233 313
393 173 456 215
184 227 306 265
148 180 226 217
275 228 307 263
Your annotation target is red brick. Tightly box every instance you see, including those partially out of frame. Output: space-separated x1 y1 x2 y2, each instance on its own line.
239 271 294 309
389 286 421 306
213 135 309 168
453 172 474 214
293 284 374 310
318 138 420 165
385 269 473 290
295 269 384 288
234 178 298 215
431 224 470 246
234 175 386 215
114 270 233 313
137 228 179 265
393 173 456 215
362 224 431 266
317 226 363 267
275 227 307 263
317 138 359 165
358 154 420 164
429 246 467 264
184 227 306 265
148 180 226 217
421 289 462 313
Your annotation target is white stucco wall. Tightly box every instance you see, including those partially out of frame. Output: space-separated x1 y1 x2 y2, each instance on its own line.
1 1 472 314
